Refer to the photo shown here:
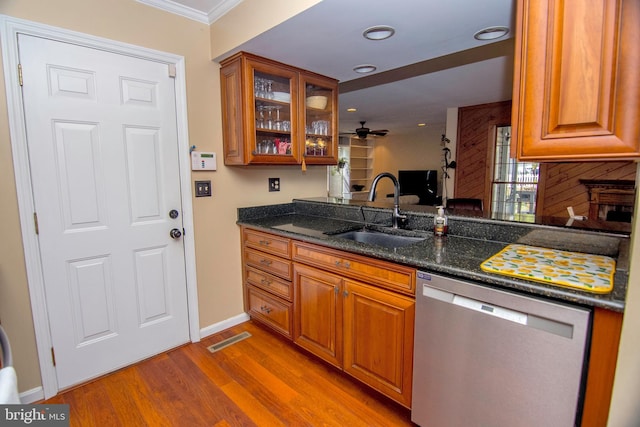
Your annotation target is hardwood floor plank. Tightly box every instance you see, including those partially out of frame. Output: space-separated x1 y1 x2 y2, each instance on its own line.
220 381 286 427
167 345 256 426
43 320 415 426
101 368 163 427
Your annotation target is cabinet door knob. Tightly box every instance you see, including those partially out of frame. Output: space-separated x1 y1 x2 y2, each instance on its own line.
343 290 349 297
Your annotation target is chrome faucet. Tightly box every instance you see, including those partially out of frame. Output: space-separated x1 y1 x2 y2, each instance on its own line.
368 172 407 228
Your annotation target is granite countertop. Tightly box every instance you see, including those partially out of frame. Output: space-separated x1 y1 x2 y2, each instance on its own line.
237 199 629 312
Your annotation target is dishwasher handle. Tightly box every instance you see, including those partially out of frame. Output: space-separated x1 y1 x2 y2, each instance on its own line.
421 284 575 338
423 285 527 325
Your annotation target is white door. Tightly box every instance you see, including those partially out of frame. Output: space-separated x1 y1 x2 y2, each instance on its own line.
18 34 190 389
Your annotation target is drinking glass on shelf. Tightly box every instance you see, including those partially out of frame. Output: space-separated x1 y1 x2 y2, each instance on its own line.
256 105 265 128
254 77 265 98
265 80 274 99
265 106 274 130
274 106 282 130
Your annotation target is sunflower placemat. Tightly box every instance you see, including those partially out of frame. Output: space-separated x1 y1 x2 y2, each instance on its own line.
480 244 616 294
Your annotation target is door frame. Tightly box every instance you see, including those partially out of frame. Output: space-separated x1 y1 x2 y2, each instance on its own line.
0 15 200 399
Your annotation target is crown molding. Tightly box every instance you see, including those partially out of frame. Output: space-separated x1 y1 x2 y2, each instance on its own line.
137 0 243 24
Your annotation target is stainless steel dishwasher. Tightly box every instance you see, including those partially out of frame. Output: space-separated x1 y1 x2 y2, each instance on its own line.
412 271 591 427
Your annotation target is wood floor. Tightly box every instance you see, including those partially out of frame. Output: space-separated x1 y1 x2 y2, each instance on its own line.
44 321 415 426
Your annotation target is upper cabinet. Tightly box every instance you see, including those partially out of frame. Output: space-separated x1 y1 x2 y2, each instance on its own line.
511 0 640 161
220 52 338 166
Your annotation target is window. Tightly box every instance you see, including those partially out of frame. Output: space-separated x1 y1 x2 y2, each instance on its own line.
490 126 539 222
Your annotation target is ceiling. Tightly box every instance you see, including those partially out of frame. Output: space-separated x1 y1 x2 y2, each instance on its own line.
159 0 516 140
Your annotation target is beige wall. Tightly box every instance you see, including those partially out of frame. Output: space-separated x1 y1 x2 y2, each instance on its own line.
0 0 326 394
371 127 444 199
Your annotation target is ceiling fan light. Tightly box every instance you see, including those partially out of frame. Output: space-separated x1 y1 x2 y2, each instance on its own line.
353 64 377 74
363 25 396 41
473 26 509 40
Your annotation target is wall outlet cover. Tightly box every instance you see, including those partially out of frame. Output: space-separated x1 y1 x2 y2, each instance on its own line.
269 178 280 192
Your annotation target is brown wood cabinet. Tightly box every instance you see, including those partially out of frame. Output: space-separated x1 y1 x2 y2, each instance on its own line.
240 226 624 415
511 0 640 161
241 227 293 339
292 242 415 408
220 52 338 166
581 307 623 427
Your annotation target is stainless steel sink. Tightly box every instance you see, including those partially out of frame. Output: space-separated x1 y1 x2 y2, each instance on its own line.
333 229 425 249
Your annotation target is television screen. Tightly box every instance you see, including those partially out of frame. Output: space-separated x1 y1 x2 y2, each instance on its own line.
398 170 438 205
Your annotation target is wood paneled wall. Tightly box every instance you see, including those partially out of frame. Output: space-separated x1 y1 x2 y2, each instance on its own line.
455 102 637 217
538 162 637 217
455 101 512 201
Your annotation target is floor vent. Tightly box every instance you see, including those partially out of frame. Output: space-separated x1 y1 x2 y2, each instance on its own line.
207 331 252 353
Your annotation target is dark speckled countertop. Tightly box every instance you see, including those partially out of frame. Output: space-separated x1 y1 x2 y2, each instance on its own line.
237 198 629 312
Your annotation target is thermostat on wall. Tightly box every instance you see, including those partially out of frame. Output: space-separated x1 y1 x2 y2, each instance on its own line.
191 151 217 171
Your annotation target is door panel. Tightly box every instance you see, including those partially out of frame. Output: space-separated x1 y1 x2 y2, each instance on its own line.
293 264 342 368
343 280 415 407
19 33 189 388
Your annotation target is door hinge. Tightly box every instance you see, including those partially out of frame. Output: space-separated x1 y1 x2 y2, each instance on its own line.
33 212 39 235
51 347 56 366
168 64 176 78
18 63 23 86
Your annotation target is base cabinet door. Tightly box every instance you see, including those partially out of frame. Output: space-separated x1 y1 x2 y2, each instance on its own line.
293 263 415 408
343 279 415 408
293 263 343 368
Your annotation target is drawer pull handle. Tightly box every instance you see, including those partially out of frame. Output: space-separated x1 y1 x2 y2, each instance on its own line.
259 240 271 246
259 259 273 266
261 278 272 286
260 305 272 314
335 260 351 269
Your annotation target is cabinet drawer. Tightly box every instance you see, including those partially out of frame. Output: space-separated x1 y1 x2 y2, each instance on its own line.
247 285 293 339
245 265 293 301
292 241 416 296
243 228 291 258
245 247 292 280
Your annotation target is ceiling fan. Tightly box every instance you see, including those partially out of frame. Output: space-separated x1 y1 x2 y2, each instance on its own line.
342 121 389 139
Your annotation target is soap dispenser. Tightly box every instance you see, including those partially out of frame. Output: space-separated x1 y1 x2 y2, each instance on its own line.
434 206 448 236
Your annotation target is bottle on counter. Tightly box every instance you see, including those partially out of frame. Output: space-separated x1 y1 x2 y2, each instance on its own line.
434 206 448 236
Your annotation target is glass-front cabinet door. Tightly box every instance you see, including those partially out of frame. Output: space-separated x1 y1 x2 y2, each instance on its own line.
301 74 338 165
247 59 300 164
220 52 338 166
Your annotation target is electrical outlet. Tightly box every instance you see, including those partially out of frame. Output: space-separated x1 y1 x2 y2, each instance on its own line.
195 180 211 197
269 178 280 192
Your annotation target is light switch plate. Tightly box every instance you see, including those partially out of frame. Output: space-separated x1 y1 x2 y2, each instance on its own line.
195 180 211 197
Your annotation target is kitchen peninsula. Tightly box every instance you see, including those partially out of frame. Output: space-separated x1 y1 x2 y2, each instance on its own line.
237 197 628 424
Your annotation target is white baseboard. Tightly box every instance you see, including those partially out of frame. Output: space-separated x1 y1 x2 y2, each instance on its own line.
199 313 249 339
20 386 44 403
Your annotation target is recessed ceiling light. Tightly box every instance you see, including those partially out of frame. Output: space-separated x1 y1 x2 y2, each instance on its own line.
347 108 357 112
363 25 396 41
353 64 377 74
418 123 427 127
473 26 509 40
